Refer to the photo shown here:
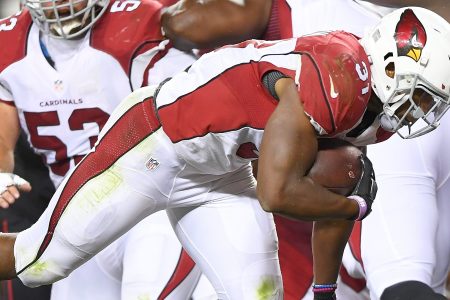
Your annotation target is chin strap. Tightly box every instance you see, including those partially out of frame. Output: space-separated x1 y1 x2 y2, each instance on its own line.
50 18 84 38
379 112 401 132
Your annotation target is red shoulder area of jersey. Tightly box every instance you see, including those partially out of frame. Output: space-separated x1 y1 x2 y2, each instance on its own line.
90 0 165 74
262 0 293 40
157 0 178 7
0 10 32 73
295 32 372 136
376 127 394 143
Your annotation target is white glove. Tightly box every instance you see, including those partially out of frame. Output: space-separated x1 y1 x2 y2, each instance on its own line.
0 173 31 208
0 173 30 194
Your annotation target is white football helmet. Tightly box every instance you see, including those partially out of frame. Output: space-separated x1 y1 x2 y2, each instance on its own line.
22 0 109 39
361 7 450 138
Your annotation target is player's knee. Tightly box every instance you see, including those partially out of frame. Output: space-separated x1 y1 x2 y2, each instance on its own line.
18 260 70 288
380 280 446 300
19 271 66 288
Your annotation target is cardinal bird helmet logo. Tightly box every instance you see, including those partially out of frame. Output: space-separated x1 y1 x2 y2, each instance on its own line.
394 9 427 62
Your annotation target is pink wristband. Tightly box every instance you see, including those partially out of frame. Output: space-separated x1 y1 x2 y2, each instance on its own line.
347 195 367 220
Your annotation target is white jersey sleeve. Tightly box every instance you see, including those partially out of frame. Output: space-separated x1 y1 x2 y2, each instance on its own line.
0 80 13 107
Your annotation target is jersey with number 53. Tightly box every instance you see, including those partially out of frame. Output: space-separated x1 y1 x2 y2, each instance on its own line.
155 31 392 174
0 0 194 186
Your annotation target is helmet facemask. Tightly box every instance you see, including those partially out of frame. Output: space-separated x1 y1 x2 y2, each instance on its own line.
23 0 109 39
361 7 450 139
379 73 450 138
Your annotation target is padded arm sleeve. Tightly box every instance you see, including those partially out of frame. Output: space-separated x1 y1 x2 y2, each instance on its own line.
262 71 289 101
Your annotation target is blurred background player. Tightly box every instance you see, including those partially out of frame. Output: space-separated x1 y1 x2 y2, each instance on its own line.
1 3 55 300
342 109 450 300
0 0 202 300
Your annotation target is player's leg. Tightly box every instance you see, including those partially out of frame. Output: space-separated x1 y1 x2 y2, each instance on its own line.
360 136 440 299
337 222 370 300
430 180 450 293
0 233 16 279
51 210 202 300
13 87 188 287
275 216 314 300
120 211 202 300
363 173 438 299
191 273 217 300
420 109 450 296
50 248 121 300
167 166 283 300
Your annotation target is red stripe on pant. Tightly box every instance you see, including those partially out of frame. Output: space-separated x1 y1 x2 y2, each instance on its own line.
348 221 364 269
17 98 160 275
275 216 314 300
158 249 196 299
339 265 366 293
340 220 367 293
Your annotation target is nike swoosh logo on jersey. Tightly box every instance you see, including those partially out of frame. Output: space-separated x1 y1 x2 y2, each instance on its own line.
329 75 339 98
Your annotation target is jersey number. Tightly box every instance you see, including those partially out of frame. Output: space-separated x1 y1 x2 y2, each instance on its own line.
355 61 370 95
0 11 21 31
110 0 140 12
24 108 109 176
0 18 17 31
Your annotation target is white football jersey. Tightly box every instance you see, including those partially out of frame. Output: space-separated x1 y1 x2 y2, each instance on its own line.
289 0 394 38
0 5 195 186
263 0 395 40
156 33 381 175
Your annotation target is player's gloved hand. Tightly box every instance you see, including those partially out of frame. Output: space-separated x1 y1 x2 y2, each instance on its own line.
0 173 31 209
348 154 377 220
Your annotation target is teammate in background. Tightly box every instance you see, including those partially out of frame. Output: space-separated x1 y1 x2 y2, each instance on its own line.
161 0 449 49
0 7 448 300
0 131 55 300
0 0 200 299
0 2 54 300
342 112 450 300
162 1 450 299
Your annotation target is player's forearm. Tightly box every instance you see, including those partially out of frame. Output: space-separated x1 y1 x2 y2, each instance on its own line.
0 145 15 173
0 233 17 279
312 220 354 284
259 178 359 221
161 0 271 51
0 104 20 173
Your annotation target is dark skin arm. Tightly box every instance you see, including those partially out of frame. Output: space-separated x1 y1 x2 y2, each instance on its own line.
312 220 355 284
0 233 17 279
256 77 363 288
312 145 368 285
361 0 450 21
161 0 272 51
256 77 359 221
0 103 31 209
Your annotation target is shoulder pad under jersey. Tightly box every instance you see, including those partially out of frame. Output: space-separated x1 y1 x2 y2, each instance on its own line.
295 31 372 135
91 0 165 73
